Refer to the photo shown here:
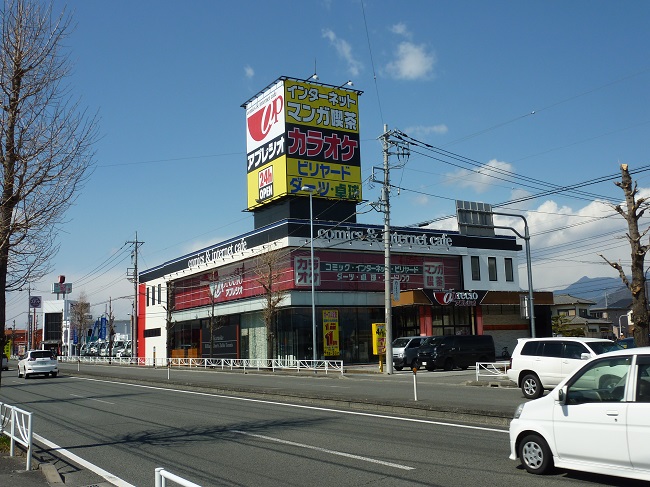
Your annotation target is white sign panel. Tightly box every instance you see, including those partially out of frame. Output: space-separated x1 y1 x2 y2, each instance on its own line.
245 80 285 156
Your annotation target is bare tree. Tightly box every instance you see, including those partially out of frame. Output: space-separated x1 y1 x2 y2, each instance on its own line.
202 269 224 359
600 164 650 347
164 280 176 362
254 247 288 361
0 1 98 387
69 290 91 355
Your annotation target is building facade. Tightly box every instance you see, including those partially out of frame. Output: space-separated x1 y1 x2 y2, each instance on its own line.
138 217 550 362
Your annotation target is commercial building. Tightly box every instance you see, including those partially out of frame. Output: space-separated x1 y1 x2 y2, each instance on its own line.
137 76 552 362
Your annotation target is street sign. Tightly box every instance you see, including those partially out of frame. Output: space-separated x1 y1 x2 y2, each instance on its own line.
29 296 42 308
51 282 72 294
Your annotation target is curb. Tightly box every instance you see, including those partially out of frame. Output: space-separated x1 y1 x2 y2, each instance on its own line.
40 463 63 484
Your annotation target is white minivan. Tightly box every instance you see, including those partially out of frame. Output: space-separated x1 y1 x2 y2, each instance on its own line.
509 347 650 482
507 337 622 399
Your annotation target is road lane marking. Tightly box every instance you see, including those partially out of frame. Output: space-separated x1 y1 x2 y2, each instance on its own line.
75 377 509 433
231 430 414 470
70 393 115 404
34 433 135 487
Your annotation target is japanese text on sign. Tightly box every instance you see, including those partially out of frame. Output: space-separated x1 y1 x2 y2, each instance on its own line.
323 310 340 357
294 256 320 286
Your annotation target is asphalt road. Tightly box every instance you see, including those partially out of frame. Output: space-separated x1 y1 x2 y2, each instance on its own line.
54 362 525 424
0 365 646 487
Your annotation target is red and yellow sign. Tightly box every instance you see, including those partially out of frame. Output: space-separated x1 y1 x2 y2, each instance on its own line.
372 323 386 355
323 310 340 357
244 77 362 209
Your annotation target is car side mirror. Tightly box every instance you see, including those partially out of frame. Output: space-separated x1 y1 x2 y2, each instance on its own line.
580 353 591 360
554 386 567 405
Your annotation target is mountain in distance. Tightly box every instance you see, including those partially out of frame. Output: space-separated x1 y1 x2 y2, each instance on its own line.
553 275 629 303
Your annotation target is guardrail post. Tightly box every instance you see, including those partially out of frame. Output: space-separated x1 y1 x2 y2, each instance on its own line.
155 467 163 487
26 412 32 471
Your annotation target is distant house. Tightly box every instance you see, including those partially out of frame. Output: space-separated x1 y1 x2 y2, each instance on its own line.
552 294 613 338
590 288 633 338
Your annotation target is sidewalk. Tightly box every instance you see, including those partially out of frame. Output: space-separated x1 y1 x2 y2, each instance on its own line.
0 451 61 487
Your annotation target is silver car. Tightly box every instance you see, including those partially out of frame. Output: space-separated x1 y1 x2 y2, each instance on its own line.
18 350 59 379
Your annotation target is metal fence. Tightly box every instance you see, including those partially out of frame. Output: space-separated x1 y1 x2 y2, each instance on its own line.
475 361 510 381
155 467 202 487
59 356 345 375
0 402 33 471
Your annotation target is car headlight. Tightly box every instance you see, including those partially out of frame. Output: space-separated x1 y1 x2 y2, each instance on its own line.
513 403 525 419
398 352 404 358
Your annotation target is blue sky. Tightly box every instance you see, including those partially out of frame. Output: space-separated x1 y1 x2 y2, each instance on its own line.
6 0 650 326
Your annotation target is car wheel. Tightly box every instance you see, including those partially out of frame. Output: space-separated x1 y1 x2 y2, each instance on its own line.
443 358 454 371
51 372 58 378
394 365 403 371
518 433 553 474
425 364 434 371
521 373 543 399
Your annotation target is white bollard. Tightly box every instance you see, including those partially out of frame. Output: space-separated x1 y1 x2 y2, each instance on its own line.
412 367 418 401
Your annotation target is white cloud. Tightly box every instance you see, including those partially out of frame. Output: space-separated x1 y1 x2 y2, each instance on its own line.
413 194 429 207
404 124 448 137
390 22 411 39
492 196 633 293
385 41 436 80
322 29 362 77
445 159 514 193
244 65 254 78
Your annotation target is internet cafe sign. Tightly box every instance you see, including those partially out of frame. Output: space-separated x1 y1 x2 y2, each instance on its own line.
187 238 248 270
316 226 454 249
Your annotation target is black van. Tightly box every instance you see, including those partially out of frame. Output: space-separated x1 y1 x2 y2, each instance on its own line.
417 335 495 371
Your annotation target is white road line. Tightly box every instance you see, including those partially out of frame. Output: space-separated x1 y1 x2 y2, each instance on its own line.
33 433 135 487
76 377 509 433
231 430 414 470
70 393 114 404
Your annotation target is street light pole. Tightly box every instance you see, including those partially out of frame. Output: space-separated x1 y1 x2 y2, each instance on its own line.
301 186 317 366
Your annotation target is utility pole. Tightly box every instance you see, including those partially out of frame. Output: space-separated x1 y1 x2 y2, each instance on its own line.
127 233 144 359
372 125 410 374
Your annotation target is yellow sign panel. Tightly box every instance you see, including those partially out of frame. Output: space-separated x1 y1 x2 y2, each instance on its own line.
4 339 11 359
372 323 386 355
323 310 340 357
284 79 359 133
246 156 288 209
286 158 361 201
247 156 362 208
244 77 362 210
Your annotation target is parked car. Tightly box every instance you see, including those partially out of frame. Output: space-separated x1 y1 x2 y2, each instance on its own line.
392 336 430 370
418 334 495 371
116 343 131 358
617 337 636 349
2 355 8 371
509 347 650 481
88 341 102 356
506 337 623 399
18 350 58 379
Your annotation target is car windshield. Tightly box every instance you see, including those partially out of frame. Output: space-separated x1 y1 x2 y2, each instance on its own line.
589 341 624 354
392 338 411 348
30 351 54 359
423 337 443 346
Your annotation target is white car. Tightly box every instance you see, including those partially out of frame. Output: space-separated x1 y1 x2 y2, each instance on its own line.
18 350 59 379
510 347 650 482
506 337 622 399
